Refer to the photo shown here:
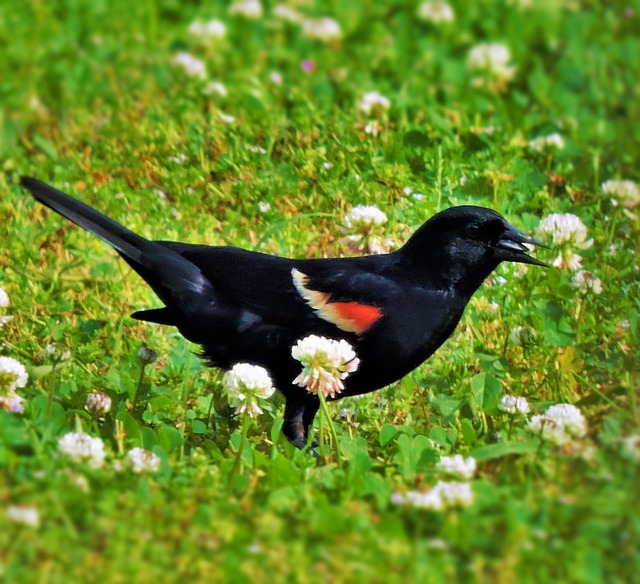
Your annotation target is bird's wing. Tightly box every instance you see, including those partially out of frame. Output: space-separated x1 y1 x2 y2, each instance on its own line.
159 243 398 334
288 261 400 335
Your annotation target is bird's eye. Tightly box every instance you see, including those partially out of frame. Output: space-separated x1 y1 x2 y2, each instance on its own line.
465 223 481 238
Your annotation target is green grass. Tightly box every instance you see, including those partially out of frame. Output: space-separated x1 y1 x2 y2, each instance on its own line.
1 0 639 582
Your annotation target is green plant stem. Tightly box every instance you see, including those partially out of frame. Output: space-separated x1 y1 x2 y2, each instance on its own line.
229 414 251 488
132 364 146 409
507 414 515 440
318 392 343 469
574 293 587 344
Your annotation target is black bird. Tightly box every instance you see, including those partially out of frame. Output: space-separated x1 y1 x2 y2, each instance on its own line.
20 177 546 448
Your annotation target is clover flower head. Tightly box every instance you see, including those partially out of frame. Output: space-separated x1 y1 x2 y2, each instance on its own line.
397 481 474 511
529 133 565 152
223 363 276 416
364 120 382 137
0 356 28 393
85 392 112 416
270 71 283 85
229 0 263 18
302 17 342 42
169 154 188 164
344 205 388 230
436 454 477 480
358 91 391 116
467 43 515 82
273 4 303 23
571 270 603 294
536 213 592 270
536 213 591 248
127 447 161 474
498 394 530 415
527 403 587 446
188 18 227 38
137 346 158 364
509 325 537 348
0 392 24 413
0 287 9 307
172 52 207 79
417 1 455 23
291 335 360 398
58 432 106 468
602 180 640 209
203 81 227 97
7 505 40 528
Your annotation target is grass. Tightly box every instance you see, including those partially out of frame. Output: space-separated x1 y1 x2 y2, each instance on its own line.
1 0 639 582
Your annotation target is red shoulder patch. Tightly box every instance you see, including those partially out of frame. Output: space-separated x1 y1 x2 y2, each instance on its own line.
331 302 383 334
291 268 383 335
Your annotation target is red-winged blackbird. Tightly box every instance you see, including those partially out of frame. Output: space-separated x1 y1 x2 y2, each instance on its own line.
21 177 546 448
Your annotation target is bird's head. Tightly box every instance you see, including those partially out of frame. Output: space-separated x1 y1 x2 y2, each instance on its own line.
402 206 547 292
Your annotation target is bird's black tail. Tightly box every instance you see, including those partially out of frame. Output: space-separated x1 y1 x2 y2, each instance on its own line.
20 176 147 263
20 177 217 331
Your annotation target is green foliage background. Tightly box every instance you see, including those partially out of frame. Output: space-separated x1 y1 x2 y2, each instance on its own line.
0 0 638 582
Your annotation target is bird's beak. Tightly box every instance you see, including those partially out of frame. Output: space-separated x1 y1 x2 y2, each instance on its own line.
494 224 549 267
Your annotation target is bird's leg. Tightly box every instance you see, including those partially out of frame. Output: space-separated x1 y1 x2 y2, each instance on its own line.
282 395 320 454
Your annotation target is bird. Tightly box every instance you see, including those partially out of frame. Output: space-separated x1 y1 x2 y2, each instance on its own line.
20 176 546 449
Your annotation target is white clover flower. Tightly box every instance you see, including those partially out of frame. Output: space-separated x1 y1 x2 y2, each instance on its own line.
536 213 592 248
229 0 263 18
273 4 303 23
203 81 227 97
364 121 382 137
417 1 455 23
172 52 207 79
169 154 188 164
0 287 9 307
436 454 477 480
189 19 227 38
58 432 106 468
302 17 342 42
498 394 530 415
400 481 474 510
85 391 112 416
571 270 603 294
219 112 236 123
291 335 360 398
536 213 593 270
467 43 515 82
527 403 587 446
529 133 565 152
404 489 445 511
7 505 40 528
223 363 276 417
343 206 391 254
602 180 640 209
0 392 24 413
66 471 90 492
127 447 161 474
270 71 283 85
0 356 28 392
358 91 391 116
509 326 537 348
258 201 271 213
366 236 395 255
344 205 388 230
43 343 71 362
